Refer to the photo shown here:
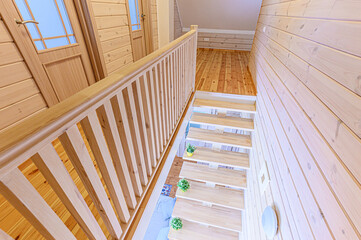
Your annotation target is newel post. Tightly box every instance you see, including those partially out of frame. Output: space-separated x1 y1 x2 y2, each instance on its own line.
190 25 198 91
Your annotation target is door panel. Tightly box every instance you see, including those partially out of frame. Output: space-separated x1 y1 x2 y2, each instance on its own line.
12 0 96 101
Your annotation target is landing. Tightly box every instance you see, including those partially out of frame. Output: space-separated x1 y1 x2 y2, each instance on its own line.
195 48 257 96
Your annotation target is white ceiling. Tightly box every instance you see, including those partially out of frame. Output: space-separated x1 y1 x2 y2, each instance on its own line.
177 0 262 31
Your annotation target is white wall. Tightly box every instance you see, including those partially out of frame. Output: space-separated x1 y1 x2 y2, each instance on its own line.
157 0 174 47
177 0 262 31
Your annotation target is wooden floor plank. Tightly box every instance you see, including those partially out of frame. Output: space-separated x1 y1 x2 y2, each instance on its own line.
172 198 242 232
176 180 245 210
179 161 247 189
195 48 256 96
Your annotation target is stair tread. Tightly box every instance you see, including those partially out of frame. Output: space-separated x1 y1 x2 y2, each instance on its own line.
172 198 242 232
176 180 244 210
168 219 239 240
180 161 247 189
187 127 252 149
194 98 256 113
183 146 250 169
190 112 254 131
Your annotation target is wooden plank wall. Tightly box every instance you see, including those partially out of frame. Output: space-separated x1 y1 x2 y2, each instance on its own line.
174 0 182 39
90 0 134 75
151 0 159 50
246 0 361 239
197 32 254 51
0 19 47 133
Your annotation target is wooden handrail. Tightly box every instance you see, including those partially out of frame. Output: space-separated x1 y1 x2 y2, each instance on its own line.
0 25 198 240
0 27 197 176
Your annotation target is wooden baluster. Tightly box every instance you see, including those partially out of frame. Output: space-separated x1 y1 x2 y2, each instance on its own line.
150 66 163 155
144 71 160 162
168 54 174 130
176 48 180 119
165 56 172 138
191 25 198 91
110 94 143 196
127 84 152 176
116 91 148 185
159 60 168 142
0 168 76 240
182 44 186 108
58 125 122 239
97 102 137 208
178 46 182 115
154 64 165 149
80 111 130 223
0 229 13 240
135 77 156 168
32 144 106 240
172 52 177 126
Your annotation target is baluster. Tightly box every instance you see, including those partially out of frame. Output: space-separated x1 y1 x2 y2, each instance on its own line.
32 144 106 240
159 60 168 141
165 56 172 138
97 102 137 208
59 125 122 239
168 54 174 129
150 66 163 154
144 71 160 161
0 168 76 240
80 111 130 223
135 77 156 168
127 84 152 176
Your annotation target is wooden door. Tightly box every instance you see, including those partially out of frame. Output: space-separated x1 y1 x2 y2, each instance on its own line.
11 0 96 101
126 0 147 61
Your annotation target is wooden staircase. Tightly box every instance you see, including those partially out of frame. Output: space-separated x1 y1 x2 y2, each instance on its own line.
169 93 256 240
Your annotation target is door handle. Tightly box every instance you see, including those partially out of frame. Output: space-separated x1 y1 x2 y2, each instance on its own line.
141 13 146 20
15 19 39 25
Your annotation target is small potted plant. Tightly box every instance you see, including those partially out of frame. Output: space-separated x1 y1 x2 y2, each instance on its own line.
186 143 196 157
170 217 183 230
177 178 190 192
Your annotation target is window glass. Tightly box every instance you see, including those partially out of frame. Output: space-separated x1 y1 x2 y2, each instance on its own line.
128 0 141 31
14 0 77 50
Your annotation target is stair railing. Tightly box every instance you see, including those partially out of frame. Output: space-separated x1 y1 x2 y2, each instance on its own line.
0 25 198 240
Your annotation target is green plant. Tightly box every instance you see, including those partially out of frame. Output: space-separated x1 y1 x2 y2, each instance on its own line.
170 217 183 230
186 143 196 153
177 178 190 192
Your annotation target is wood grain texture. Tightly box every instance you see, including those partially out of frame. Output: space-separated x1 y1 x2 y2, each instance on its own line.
197 32 254 51
247 0 361 239
195 48 256 95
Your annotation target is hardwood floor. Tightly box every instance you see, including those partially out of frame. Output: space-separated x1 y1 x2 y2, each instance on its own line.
195 48 256 95
164 156 184 198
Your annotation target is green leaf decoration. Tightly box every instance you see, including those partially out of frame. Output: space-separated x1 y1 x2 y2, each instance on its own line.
186 143 196 153
177 178 190 192
171 217 183 230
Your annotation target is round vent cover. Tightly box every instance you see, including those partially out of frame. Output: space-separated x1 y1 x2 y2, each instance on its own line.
262 206 278 239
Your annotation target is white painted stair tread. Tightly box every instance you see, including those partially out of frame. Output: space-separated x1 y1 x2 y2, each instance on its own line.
194 98 256 113
190 112 254 131
183 146 250 169
187 127 252 149
176 180 245 210
179 161 247 189
172 198 242 232
168 219 239 240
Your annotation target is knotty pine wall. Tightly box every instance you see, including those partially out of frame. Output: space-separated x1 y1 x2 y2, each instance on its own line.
246 0 361 239
151 0 159 50
0 20 47 133
174 0 182 39
198 32 254 51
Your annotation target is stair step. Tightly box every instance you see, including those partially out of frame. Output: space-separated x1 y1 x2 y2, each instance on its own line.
183 146 250 169
180 162 247 189
176 180 244 210
194 98 256 113
190 112 254 131
168 219 239 240
187 127 252 149
172 198 242 232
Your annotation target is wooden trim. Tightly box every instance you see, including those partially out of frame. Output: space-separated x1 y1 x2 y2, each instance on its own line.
141 0 154 54
125 91 194 239
73 0 108 80
0 1 59 106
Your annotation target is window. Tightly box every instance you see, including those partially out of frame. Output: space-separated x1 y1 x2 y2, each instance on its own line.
15 0 76 50
128 0 141 31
